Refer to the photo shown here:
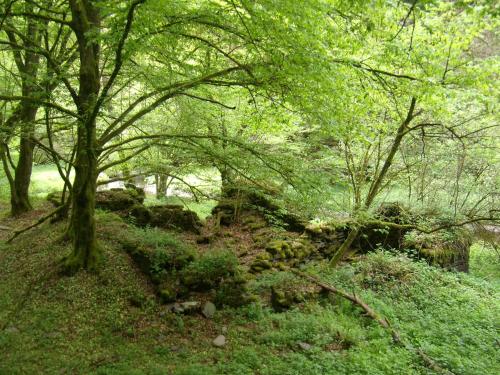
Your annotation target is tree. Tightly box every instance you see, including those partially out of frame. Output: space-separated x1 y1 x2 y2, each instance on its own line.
0 1 74 215
58 0 337 271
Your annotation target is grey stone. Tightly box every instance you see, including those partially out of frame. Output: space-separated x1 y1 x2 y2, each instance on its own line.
202 301 216 319
5 326 19 334
168 301 200 314
298 342 312 351
212 335 226 347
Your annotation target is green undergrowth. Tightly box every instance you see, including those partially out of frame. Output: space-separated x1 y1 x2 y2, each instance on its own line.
0 219 498 374
469 241 500 287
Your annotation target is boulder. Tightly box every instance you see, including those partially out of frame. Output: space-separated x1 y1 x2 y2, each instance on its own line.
124 183 145 204
96 188 142 212
212 335 226 347
129 204 151 227
403 226 471 272
150 205 202 233
168 301 201 314
202 301 216 319
211 187 307 232
250 237 317 272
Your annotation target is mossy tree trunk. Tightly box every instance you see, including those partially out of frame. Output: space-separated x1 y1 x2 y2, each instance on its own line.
156 173 169 199
63 0 102 273
3 7 41 216
10 106 38 216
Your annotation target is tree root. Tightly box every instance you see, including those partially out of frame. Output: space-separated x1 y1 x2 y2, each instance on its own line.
290 268 456 375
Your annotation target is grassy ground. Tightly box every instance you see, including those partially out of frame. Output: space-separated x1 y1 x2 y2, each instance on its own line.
0 207 498 375
0 164 71 202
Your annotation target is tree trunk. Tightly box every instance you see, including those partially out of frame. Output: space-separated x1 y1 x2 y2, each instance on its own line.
63 0 102 273
10 106 38 216
220 167 235 198
6 5 41 216
156 173 168 199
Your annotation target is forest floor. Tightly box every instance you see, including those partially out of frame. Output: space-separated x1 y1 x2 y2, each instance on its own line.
0 202 499 375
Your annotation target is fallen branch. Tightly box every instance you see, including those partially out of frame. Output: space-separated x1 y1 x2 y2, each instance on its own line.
0 225 12 231
291 268 455 375
6 205 65 243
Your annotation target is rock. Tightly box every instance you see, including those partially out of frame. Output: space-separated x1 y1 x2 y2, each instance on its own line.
129 204 151 227
212 335 226 347
128 292 147 307
168 301 200 314
202 301 216 319
298 342 312 351
46 191 63 207
5 326 19 334
150 205 202 233
196 235 213 244
124 183 145 203
96 189 141 212
221 326 228 334
211 187 307 231
159 287 177 304
250 259 272 272
271 287 294 312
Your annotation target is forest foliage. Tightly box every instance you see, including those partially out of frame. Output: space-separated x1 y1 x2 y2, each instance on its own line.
0 1 499 373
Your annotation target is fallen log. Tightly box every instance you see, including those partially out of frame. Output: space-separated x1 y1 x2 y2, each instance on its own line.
290 268 455 375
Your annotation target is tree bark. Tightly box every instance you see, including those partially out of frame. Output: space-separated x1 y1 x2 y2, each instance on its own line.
156 173 168 199
4 4 41 216
10 106 38 215
63 0 102 273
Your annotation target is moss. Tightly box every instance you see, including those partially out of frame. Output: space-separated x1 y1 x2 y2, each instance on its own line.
128 204 151 227
255 252 272 261
149 205 202 233
127 291 148 307
250 259 272 271
403 226 472 272
271 287 293 312
266 240 290 255
96 189 141 212
159 286 177 303
46 191 63 207
215 278 256 307
180 250 239 290
248 221 267 231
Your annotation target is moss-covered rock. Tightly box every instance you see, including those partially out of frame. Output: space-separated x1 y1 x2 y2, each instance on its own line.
96 188 142 212
180 250 239 290
251 238 317 273
129 204 151 227
159 285 178 303
211 187 307 232
124 183 145 204
403 227 471 272
150 205 202 234
215 274 255 307
270 283 318 312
